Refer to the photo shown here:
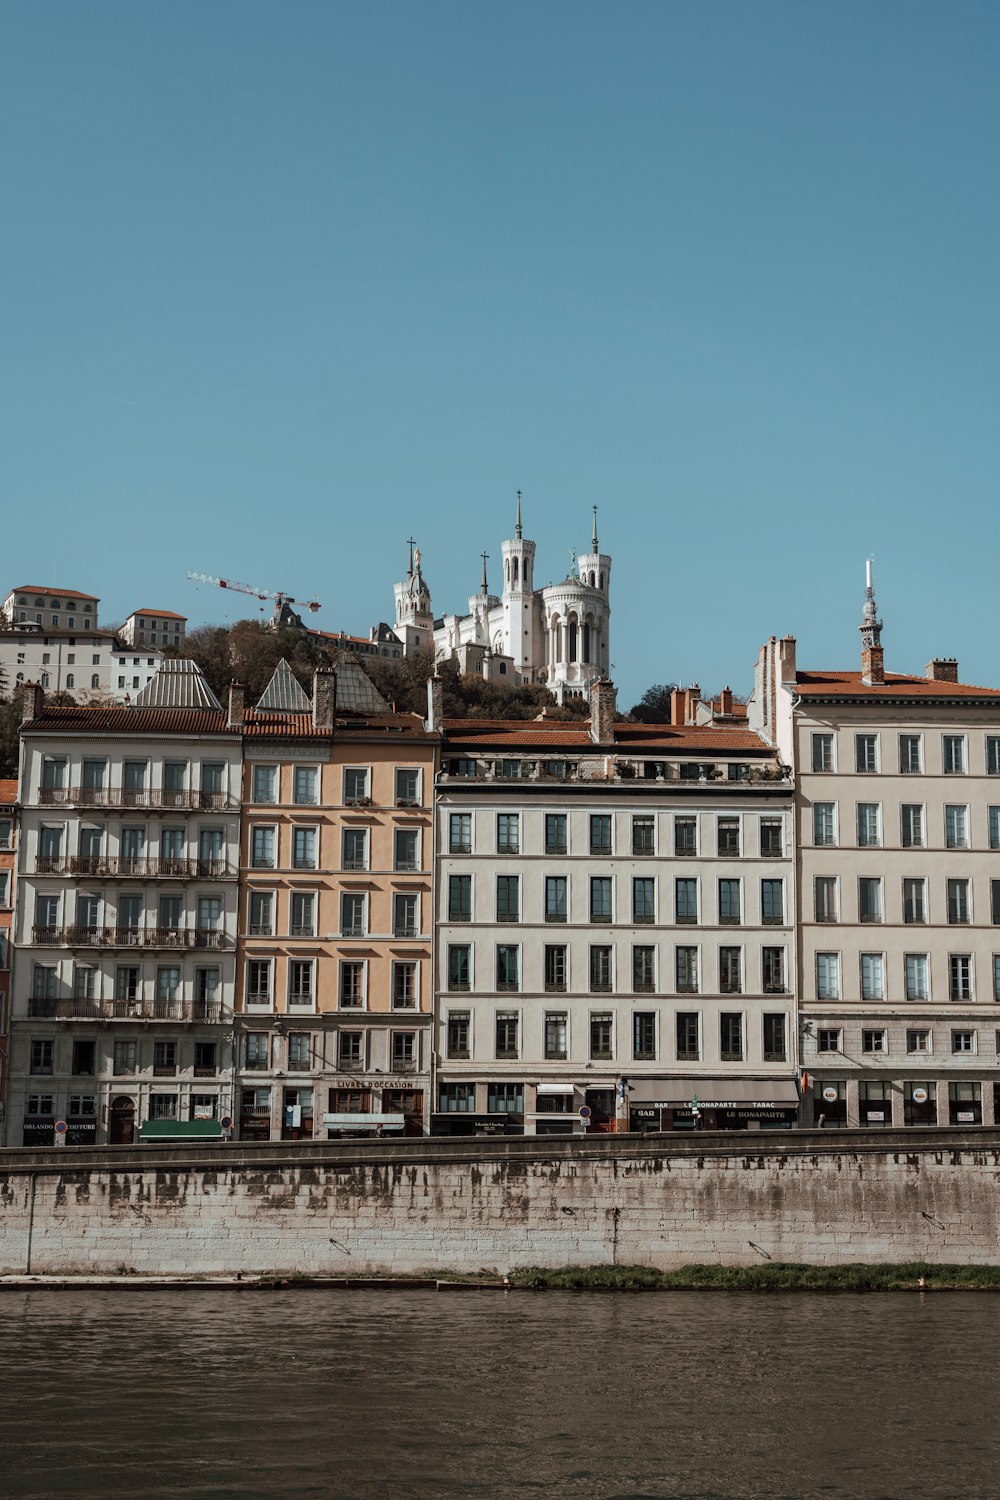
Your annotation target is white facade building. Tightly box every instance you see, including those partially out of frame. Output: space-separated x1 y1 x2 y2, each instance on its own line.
392 500 612 702
0 628 162 701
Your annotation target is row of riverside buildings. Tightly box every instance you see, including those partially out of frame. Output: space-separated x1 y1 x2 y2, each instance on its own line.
2 565 1000 1145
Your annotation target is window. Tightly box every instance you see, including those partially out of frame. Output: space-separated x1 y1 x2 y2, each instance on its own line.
816 952 841 1000
395 768 420 804
674 817 697 856
632 945 655 993
113 1040 137 1075
589 945 612 993
341 893 366 937
246 959 272 1006
762 946 785 994
497 942 521 990
201 763 225 799
760 818 783 857
903 878 927 924
392 961 417 1008
952 1030 975 1054
676 1012 700 1061
859 877 883 924
90 674 99 689
945 805 969 849
947 879 970 925
288 960 314 1007
988 737 1000 776
439 1082 476 1112
901 804 924 848
394 829 418 871
448 945 471 992
817 1028 841 1053
943 735 967 775
857 803 881 847
545 1011 568 1060
763 1013 787 1062
815 876 839 923
676 946 699 993
632 816 655 855
149 1094 178 1121
290 892 316 937
495 1012 519 1059
449 813 472 854
861 953 885 1001
949 954 972 1001
197 895 222 939
717 817 740 857
339 961 365 1008
813 803 836 847
632 878 655 924
292 827 316 869
0 818 11 849
338 1032 363 1068
990 808 1000 850
250 764 276 805
545 814 567 854
812 733 834 772
862 1030 886 1054
293 767 318 805
719 946 742 994
994 956 1000 1002
545 876 567 923
487 1083 523 1115
496 876 519 923
720 1012 743 1062
590 815 611 855
905 953 930 1001
30 1040 54 1075
633 1012 656 1060
194 1041 217 1076
906 1029 930 1054
447 1011 470 1059
452 758 478 779
590 1013 613 1060
153 1040 178 1076
248 1033 272 1070
544 945 567 993
992 880 1000 925
855 734 878 773
448 875 472 922
72 1038 96 1075
342 828 367 871
344 768 369 802
590 877 613 923
251 826 275 868
761 880 784 925
675 878 698 924
719 876 743 924
65 674 75 689
496 813 519 854
899 734 923 774
393 892 417 938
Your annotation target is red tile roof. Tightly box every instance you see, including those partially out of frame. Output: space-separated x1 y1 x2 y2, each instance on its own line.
0 778 17 804
130 609 187 620
796 670 1000 700
22 707 235 735
443 719 771 753
241 708 435 739
9 586 99 601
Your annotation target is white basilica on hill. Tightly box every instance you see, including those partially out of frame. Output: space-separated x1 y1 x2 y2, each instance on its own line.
389 497 612 701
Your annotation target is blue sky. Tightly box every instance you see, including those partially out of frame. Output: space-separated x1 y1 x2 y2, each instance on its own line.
6 0 1000 706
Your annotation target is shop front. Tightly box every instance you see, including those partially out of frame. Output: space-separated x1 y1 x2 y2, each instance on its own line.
627 1077 799 1131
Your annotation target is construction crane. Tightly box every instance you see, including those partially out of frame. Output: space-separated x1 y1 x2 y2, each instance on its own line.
187 572 322 618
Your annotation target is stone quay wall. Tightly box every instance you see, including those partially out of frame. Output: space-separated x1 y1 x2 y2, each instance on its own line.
1 1129 999 1277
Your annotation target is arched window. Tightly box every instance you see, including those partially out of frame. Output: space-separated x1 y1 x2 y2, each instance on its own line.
91 674 99 689
41 673 50 688
589 571 595 586
599 573 604 590
15 672 23 683
66 674 74 688
583 623 591 664
512 557 519 586
505 559 510 584
569 622 577 663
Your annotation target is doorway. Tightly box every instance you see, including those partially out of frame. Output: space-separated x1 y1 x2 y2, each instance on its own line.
109 1096 136 1144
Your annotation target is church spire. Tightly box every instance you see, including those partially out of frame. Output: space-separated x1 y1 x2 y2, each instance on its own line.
406 536 415 579
480 549 489 596
592 504 599 552
859 557 883 649
515 490 522 540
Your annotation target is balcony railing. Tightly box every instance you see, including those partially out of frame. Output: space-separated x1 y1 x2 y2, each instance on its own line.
393 925 417 939
34 856 235 880
31 925 234 949
37 787 237 810
27 996 223 1021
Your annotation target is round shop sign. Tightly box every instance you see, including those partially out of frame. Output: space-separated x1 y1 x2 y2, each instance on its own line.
911 1087 929 1106
821 1087 839 1104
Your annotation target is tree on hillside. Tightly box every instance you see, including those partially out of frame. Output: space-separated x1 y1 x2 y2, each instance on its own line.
627 683 678 722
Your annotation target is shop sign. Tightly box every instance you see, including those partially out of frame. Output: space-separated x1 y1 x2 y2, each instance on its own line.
822 1086 839 1104
957 1110 976 1123
911 1087 929 1105
193 1104 215 1120
240 1117 271 1141
22 1118 54 1142
867 1111 886 1123
66 1121 98 1144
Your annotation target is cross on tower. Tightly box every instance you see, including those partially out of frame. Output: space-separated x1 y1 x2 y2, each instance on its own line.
406 536 416 575
480 550 490 594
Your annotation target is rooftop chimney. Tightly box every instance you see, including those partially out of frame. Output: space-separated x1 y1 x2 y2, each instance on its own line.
670 687 685 725
927 658 959 683
313 668 336 732
684 683 701 725
21 681 43 724
717 686 733 716
425 674 444 733
861 645 885 686
590 679 616 745
227 681 246 730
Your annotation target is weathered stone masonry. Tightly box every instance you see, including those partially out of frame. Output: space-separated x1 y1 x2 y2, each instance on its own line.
2 1129 1000 1277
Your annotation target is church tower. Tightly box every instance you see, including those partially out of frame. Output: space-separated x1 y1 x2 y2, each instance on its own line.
393 538 434 655
577 505 613 600
500 492 537 678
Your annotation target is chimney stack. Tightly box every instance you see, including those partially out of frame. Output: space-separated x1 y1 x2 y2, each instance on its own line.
670 687 685 725
227 681 246 729
425 674 444 733
684 683 701 725
21 681 43 724
927 658 959 683
312 668 336 732
718 686 733 716
861 645 885 686
590 679 616 745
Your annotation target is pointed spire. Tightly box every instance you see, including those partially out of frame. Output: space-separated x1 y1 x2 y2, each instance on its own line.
406 536 415 578
592 504 599 552
515 490 522 540
859 556 883 648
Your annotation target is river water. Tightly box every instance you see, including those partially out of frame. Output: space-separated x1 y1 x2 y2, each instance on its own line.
1 1287 997 1499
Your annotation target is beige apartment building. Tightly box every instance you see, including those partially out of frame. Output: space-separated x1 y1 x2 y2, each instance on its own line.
235 660 438 1140
753 575 1000 1128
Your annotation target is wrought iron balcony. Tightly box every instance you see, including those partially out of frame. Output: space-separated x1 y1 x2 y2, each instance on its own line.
30 925 233 949
37 787 237 810
27 996 223 1022
33 856 235 880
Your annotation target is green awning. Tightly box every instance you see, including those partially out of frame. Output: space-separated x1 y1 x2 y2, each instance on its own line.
139 1119 224 1141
